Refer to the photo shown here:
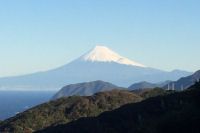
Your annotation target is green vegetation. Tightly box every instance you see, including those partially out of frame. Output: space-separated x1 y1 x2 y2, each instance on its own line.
0 90 142 133
1 80 199 133
132 87 167 99
36 82 200 133
140 87 167 99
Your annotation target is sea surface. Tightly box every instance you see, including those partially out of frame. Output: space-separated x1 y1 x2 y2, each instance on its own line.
0 90 56 120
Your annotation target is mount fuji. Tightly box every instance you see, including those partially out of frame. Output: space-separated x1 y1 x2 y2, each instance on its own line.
0 46 192 90
79 46 146 67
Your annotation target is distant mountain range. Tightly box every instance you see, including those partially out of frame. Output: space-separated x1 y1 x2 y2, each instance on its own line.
128 80 171 90
52 80 123 99
52 80 168 100
129 70 200 90
163 70 200 90
53 70 199 99
0 46 192 90
52 69 199 98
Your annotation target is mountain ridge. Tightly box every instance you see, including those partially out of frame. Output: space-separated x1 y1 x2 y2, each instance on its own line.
0 46 192 90
128 80 171 90
163 69 200 90
52 80 122 99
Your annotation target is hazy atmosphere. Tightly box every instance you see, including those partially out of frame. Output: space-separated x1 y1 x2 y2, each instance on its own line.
0 0 200 77
0 1 200 132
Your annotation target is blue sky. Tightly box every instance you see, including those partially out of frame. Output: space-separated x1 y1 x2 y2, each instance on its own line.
0 0 199 77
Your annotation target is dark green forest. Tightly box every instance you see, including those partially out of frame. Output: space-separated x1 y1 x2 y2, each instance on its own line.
36 82 200 133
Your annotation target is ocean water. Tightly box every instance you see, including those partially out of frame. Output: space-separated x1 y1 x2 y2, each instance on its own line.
0 90 56 120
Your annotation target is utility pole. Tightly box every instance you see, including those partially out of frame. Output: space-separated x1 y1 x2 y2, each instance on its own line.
172 83 175 91
181 85 183 91
168 83 170 90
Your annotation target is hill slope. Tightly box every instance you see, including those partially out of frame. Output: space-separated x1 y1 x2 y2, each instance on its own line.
132 87 167 99
163 70 200 90
36 82 200 133
0 90 142 133
128 81 171 90
128 81 158 90
52 80 121 99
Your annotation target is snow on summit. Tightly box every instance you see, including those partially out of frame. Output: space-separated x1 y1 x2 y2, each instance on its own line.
80 46 146 67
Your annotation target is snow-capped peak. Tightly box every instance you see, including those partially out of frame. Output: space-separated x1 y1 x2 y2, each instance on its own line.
79 46 146 67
